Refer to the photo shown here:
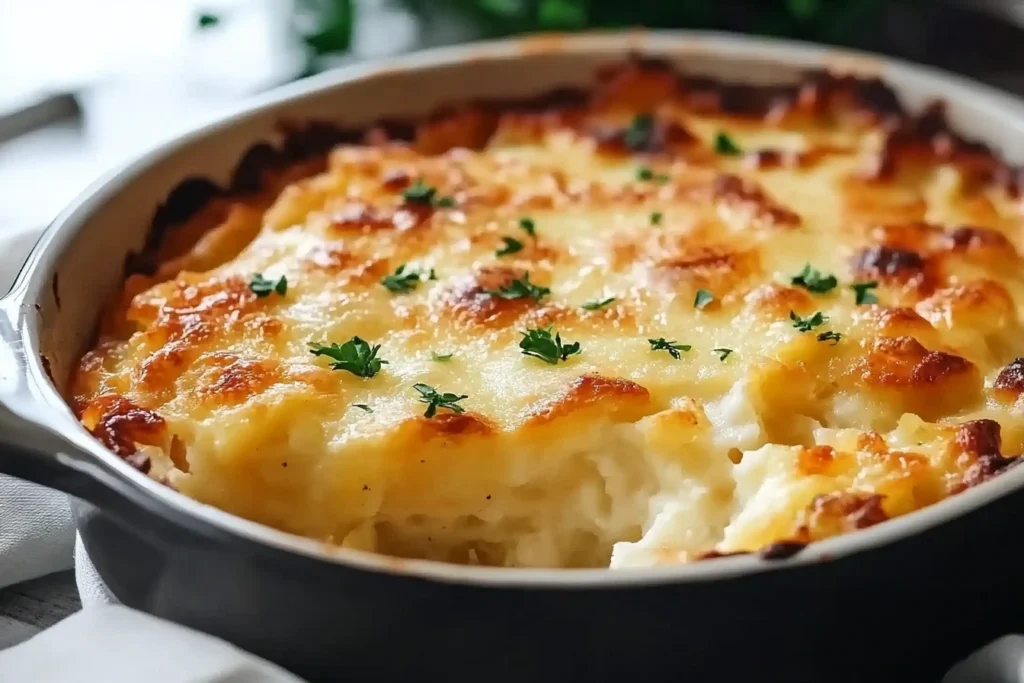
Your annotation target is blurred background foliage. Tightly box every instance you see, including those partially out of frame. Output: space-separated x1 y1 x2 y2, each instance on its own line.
203 0 901 76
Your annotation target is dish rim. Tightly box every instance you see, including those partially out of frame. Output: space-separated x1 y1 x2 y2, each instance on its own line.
7 29 1024 587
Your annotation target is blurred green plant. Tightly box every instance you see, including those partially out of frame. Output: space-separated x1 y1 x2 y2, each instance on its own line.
199 0 892 74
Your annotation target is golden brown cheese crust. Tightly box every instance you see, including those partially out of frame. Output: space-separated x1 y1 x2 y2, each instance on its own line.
70 58 1024 568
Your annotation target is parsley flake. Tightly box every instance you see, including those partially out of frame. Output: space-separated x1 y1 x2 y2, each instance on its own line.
249 273 287 297
851 280 879 305
636 166 669 183
714 132 743 156
352 404 374 413
790 311 829 333
519 327 582 365
380 264 428 294
484 272 550 301
817 331 842 345
625 113 656 151
694 288 714 310
197 12 220 28
431 352 453 362
713 348 734 361
435 196 457 208
650 211 663 225
402 180 437 205
519 217 536 237
582 297 616 311
791 264 838 294
413 383 468 418
309 337 388 378
648 338 692 360
496 236 524 257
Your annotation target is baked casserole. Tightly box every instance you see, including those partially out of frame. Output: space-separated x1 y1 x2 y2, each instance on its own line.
69 58 1024 568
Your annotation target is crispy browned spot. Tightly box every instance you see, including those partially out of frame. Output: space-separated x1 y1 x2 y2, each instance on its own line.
798 491 889 540
743 284 815 319
994 358 1024 401
853 336 976 388
331 202 432 233
854 306 934 339
198 356 280 407
414 106 499 155
856 432 887 454
380 169 412 191
655 240 761 295
945 225 1018 266
797 445 838 476
436 267 554 329
416 412 495 437
711 174 800 227
525 374 650 426
955 453 1021 493
80 394 167 466
758 540 806 560
590 116 695 156
695 549 752 561
915 280 1016 330
591 59 680 112
742 149 804 171
956 419 1002 457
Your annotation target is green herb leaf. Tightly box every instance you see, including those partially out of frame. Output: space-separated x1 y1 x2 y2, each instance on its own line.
496 236 524 257
650 211 663 226
352 404 373 413
625 113 656 151
636 166 669 183
713 348 734 361
519 217 536 237
381 264 426 294
431 352 453 362
648 338 692 360
791 263 838 294
413 383 468 418
402 180 437 205
310 337 388 378
582 297 616 311
519 326 582 365
790 311 828 332
851 280 879 305
694 289 714 310
435 196 457 208
484 272 550 301
714 132 743 156
249 273 288 297
197 12 221 28
817 330 842 345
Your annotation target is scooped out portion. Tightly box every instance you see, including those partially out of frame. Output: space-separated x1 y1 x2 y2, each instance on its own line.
70 58 1024 568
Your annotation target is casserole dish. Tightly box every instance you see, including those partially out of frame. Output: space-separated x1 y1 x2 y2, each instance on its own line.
4 31 1024 681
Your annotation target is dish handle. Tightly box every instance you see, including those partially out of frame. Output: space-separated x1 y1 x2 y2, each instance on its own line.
0 297 142 511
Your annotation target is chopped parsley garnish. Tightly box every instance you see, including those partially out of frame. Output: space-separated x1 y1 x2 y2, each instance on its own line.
402 180 437 205
431 352 453 362
309 337 388 378
434 196 457 208
625 113 656 151
380 264 428 293
817 331 842 345
790 311 828 333
582 297 616 311
249 273 287 297
650 211 663 225
851 280 879 305
519 327 582 365
636 166 670 183
694 288 714 310
484 272 550 301
197 12 220 28
648 338 692 359
519 217 536 237
790 264 838 294
413 383 468 418
352 404 373 413
714 348 734 361
714 132 743 156
496 236 524 257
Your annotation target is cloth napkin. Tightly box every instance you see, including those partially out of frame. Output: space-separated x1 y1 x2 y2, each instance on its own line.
0 224 1021 682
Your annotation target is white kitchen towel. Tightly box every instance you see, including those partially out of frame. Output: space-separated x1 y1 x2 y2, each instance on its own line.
0 225 75 591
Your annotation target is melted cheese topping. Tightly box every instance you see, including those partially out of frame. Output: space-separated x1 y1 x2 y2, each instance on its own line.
71 60 1024 568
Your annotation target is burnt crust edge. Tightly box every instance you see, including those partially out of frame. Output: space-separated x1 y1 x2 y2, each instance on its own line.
130 53 1022 278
